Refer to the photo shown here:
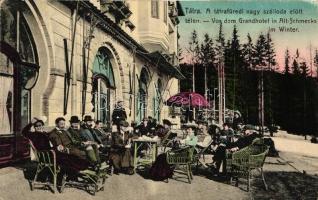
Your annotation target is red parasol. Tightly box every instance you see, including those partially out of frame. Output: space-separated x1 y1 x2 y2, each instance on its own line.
166 92 210 108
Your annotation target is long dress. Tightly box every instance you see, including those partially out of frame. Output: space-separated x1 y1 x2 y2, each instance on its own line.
109 131 133 170
149 153 174 181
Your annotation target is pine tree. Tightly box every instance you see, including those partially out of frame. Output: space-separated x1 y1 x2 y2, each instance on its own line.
242 33 254 69
265 32 276 70
188 30 200 92
199 33 215 67
300 61 309 77
284 49 290 74
314 49 318 77
253 33 267 70
215 22 225 62
264 32 277 126
199 33 215 97
292 59 301 75
188 30 200 64
292 49 301 75
215 23 226 123
226 25 244 111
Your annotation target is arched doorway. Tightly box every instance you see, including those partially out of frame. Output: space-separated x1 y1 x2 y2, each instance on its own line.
0 2 39 134
137 68 149 123
0 0 40 164
92 47 116 128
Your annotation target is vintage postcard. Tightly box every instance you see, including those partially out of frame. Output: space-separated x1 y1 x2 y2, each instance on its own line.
0 0 317 199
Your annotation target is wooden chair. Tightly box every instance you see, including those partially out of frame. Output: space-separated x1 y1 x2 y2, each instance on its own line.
166 146 195 184
29 140 59 193
226 144 269 191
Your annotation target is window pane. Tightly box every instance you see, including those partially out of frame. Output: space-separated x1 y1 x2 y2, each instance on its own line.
0 3 17 49
151 0 159 18
21 89 30 129
0 52 14 76
0 76 13 135
164 2 167 23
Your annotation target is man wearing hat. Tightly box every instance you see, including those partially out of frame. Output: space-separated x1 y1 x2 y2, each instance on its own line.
109 120 134 175
155 119 172 138
49 117 88 161
112 100 127 131
80 115 103 145
135 117 151 136
68 116 84 145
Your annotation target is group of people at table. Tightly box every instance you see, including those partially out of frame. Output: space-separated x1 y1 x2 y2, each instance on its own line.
22 101 261 182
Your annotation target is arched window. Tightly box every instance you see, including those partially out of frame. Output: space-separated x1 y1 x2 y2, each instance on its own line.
137 68 149 123
92 47 116 128
0 1 39 135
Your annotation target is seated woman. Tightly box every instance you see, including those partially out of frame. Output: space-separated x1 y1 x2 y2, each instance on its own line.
180 124 198 147
22 117 51 151
109 121 134 175
149 123 198 181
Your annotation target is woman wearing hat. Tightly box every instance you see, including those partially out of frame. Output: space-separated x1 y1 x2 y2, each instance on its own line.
22 117 51 151
180 124 198 147
232 111 243 131
109 121 134 175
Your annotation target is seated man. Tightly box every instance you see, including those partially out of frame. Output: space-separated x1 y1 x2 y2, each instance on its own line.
212 129 260 175
109 121 134 175
156 119 176 139
196 122 212 149
219 123 234 144
23 117 90 172
147 116 157 134
135 118 151 136
94 120 111 146
49 117 99 166
68 116 84 146
80 115 103 146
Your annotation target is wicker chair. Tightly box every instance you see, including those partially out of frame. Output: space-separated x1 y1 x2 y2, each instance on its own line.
166 146 195 184
29 140 59 193
59 155 109 195
226 144 269 191
194 139 214 172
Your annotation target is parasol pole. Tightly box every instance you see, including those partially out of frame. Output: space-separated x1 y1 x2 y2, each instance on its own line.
204 63 208 121
192 58 196 122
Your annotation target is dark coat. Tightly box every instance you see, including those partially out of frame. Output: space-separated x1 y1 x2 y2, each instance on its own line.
48 128 86 160
68 127 84 146
80 126 103 144
22 123 51 151
232 117 243 130
135 123 151 136
227 133 259 149
23 124 89 171
109 131 133 169
112 107 127 125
